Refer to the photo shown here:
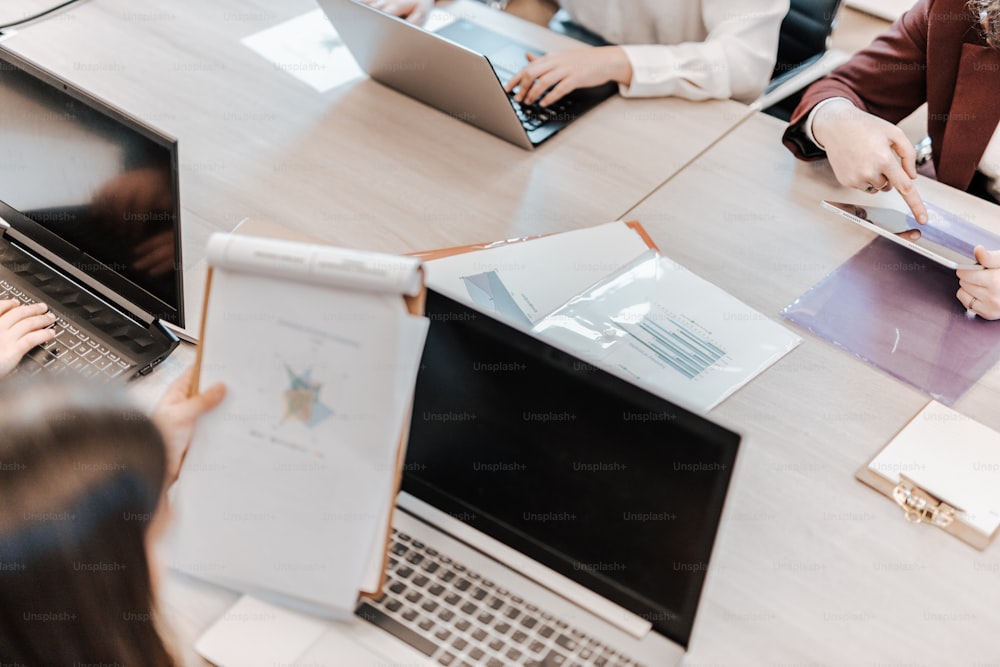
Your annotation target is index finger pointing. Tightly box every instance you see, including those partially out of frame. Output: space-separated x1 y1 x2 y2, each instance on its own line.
886 163 927 224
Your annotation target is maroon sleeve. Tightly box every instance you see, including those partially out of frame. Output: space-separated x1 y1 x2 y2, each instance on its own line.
782 0 932 160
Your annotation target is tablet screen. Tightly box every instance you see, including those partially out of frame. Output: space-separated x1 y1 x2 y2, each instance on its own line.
822 201 1000 270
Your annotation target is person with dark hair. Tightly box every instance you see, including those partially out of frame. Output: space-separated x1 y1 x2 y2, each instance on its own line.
365 0 789 105
0 369 225 665
783 0 1000 319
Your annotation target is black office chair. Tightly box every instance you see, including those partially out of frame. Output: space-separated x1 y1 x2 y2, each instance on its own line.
761 0 847 120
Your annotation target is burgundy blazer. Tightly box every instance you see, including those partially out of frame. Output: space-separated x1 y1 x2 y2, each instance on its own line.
783 0 1000 192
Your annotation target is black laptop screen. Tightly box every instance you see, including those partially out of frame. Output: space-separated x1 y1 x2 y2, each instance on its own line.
403 290 740 647
0 48 182 325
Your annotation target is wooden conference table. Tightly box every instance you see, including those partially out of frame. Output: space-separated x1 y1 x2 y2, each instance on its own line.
624 112 1000 665
2 0 750 263
7 0 999 664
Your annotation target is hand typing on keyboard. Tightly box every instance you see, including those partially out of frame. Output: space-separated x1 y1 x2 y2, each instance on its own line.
0 299 56 378
504 48 630 107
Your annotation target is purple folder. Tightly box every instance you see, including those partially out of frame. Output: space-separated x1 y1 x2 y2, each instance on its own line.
782 237 1000 405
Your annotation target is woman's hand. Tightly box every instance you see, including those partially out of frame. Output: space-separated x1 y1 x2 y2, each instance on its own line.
359 0 433 24
152 367 226 483
957 247 1000 320
0 300 55 377
504 48 631 107
812 99 928 224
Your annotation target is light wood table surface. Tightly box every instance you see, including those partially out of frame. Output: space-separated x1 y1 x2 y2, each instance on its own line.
0 1 753 664
2 0 750 270
624 111 1000 665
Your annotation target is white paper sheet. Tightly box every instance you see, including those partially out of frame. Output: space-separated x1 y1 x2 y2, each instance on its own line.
424 221 653 327
869 401 1000 537
240 9 363 93
532 252 802 413
240 8 457 93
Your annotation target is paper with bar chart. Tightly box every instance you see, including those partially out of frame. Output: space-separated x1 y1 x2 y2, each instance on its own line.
532 250 801 412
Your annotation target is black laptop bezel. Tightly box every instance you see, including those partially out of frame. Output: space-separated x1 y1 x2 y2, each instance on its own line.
403 288 741 648
0 45 184 327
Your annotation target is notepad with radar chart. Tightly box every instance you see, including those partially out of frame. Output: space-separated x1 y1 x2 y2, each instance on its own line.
167 233 428 617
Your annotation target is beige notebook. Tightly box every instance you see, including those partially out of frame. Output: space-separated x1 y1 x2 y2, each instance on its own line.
857 401 1000 550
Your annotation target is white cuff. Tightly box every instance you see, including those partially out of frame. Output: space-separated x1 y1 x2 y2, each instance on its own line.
805 97 853 150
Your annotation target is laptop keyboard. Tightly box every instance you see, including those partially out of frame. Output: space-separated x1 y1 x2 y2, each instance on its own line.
355 528 646 667
0 279 134 380
509 96 574 132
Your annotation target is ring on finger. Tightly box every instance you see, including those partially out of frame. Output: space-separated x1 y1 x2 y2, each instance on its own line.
970 295 979 311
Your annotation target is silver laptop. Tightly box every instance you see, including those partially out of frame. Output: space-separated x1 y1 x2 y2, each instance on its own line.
316 0 617 149
0 47 182 379
198 289 740 666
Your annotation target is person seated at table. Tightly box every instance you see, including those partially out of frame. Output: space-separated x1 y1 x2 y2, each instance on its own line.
0 370 225 664
0 299 57 377
782 0 1000 320
365 0 789 105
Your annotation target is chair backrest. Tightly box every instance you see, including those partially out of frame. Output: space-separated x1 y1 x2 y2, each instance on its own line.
772 0 844 79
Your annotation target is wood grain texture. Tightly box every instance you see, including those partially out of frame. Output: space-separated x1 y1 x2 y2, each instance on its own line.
626 112 1000 666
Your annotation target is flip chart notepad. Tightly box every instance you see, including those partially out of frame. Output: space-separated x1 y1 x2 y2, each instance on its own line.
169 233 428 617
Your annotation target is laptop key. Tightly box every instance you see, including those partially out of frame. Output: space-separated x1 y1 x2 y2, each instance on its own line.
439 653 456 666
526 649 569 667
355 602 435 657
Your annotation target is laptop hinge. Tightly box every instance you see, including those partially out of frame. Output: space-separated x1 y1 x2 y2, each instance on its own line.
396 492 655 639
2 224 155 328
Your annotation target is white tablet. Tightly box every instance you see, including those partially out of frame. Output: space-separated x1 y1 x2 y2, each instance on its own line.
822 200 985 271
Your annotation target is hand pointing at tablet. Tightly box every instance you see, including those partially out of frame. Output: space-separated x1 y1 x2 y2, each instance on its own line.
810 99 929 226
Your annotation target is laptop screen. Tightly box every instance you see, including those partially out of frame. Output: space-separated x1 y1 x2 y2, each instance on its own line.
0 48 182 325
404 290 740 647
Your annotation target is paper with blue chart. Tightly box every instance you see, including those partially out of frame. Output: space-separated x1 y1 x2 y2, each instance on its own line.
169 233 428 617
533 250 801 412
425 221 800 412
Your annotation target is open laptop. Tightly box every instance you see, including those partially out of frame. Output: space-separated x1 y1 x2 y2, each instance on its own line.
196 289 741 666
316 0 618 149
0 47 182 379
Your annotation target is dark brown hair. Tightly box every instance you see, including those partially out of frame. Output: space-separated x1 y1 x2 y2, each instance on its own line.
0 377 176 666
970 0 1000 48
